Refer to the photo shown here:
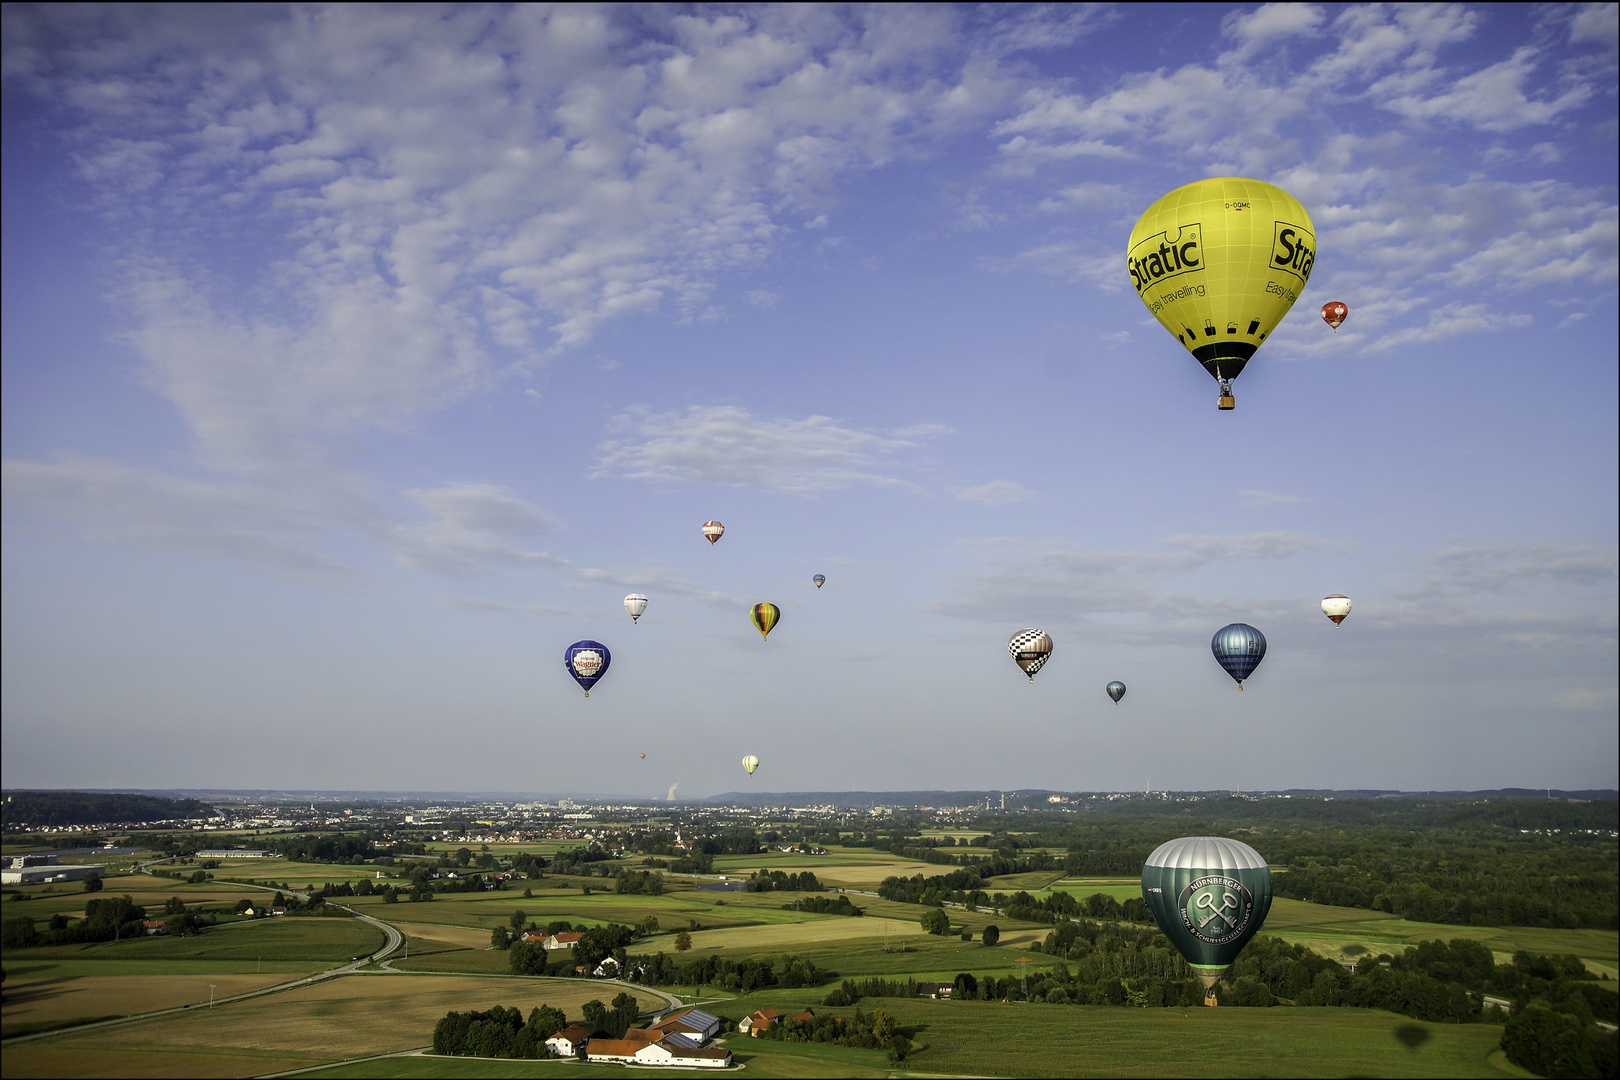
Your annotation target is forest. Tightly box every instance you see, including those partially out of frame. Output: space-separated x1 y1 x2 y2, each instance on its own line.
852 797 1618 929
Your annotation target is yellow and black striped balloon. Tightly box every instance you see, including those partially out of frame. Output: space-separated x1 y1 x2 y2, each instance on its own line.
750 602 780 641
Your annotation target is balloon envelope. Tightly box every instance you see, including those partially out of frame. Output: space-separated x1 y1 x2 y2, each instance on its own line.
702 520 725 545
624 594 648 622
813 574 825 588
1211 623 1266 688
1129 178 1316 390
564 640 611 697
1141 836 1272 993
1008 628 1053 681
750 602 780 641
742 754 760 776
1322 594 1351 626
1106 681 1127 704
1321 301 1348 331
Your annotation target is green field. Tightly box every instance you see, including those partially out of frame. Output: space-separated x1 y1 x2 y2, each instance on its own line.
296 998 1530 1079
0 975 655 1079
6 846 1608 1078
2 917 383 965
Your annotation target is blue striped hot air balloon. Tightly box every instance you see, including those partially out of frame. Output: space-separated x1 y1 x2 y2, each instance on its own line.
1211 623 1266 689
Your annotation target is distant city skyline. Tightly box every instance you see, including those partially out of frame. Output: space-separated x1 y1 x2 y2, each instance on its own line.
3 3 1616 797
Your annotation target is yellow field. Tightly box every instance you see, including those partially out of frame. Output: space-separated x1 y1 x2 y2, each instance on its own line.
673 910 1048 956
747 860 944 885
388 922 492 951
1 971 316 1029
1 974 651 1079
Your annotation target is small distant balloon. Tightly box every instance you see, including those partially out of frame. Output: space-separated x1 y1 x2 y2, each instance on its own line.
1321 301 1348 332
564 640 611 697
742 754 760 776
640 753 646 760
1321 594 1352 626
702 520 725 545
1211 623 1266 689
813 574 825 589
1107 681 1127 704
1008 628 1053 682
624 593 648 623
751 602 780 641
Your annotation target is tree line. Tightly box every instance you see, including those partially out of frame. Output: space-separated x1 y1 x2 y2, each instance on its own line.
1 791 215 828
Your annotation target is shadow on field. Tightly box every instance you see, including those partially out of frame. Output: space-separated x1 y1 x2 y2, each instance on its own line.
1 976 79 1006
1394 1023 1431 1049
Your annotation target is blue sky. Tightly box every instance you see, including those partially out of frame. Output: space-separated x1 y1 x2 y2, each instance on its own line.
3 3 1615 797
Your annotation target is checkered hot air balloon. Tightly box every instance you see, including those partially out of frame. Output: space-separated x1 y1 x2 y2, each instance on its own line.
1008 628 1053 682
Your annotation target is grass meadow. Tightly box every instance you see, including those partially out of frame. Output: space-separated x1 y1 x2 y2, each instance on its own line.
4 847 1608 1078
295 998 1531 1079
0 975 652 1080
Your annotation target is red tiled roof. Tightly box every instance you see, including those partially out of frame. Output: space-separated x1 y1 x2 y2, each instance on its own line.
586 1038 642 1057
550 1025 589 1042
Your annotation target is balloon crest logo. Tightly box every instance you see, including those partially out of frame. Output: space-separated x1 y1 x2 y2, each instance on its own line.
570 651 603 678
1178 876 1255 946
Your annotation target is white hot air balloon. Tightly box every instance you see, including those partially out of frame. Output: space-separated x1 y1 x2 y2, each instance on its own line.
742 755 760 777
624 594 649 623
702 520 725 545
1321 594 1352 626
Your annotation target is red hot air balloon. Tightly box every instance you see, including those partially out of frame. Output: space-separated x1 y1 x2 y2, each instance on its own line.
702 520 725 545
1321 301 1348 332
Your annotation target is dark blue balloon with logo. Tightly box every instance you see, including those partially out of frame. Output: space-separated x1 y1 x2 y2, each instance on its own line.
564 640 611 697
1211 623 1266 688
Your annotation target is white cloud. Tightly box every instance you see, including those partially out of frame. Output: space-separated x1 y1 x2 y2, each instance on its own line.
1417 542 1618 596
1223 4 1324 49
435 595 573 618
1568 3 1619 48
1368 302 1533 352
1 454 353 581
1549 687 1620 710
1375 47 1593 131
595 405 940 495
932 531 1335 629
957 480 1035 505
1238 489 1307 506
388 484 565 577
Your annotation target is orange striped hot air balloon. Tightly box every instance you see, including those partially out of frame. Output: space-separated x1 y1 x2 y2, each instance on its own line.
750 603 780 641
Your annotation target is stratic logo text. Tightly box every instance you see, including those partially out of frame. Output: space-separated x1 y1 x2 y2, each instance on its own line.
1129 224 1202 295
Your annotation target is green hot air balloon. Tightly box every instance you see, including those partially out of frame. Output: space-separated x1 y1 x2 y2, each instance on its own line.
1141 836 1272 1005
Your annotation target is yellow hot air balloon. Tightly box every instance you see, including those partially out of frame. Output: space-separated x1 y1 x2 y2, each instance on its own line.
1128 178 1316 410
742 754 760 776
750 602 780 641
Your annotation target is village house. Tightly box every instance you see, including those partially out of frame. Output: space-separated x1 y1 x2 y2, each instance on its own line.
649 1008 722 1043
585 1037 731 1068
738 1006 778 1035
592 957 622 977
140 919 168 936
917 982 954 999
544 1025 590 1057
543 931 584 951
519 930 547 944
